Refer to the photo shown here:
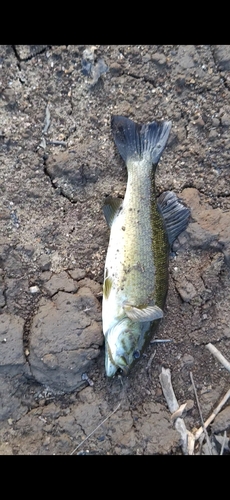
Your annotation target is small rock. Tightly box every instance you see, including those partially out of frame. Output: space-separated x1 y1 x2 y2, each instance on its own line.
201 440 218 455
185 399 194 412
221 113 230 127
200 387 224 415
42 353 58 369
109 62 123 75
175 45 197 69
194 116 205 127
30 285 40 294
211 406 230 434
68 268 86 281
77 278 101 295
178 188 230 265
152 53 166 65
0 289 6 307
213 434 230 453
175 279 197 302
43 271 77 295
209 130 218 141
81 47 108 84
212 117 220 127
182 354 194 366
213 45 230 71
43 436 51 447
39 254 51 271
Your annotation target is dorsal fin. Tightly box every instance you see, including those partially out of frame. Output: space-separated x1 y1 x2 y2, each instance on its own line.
103 197 123 227
158 191 190 246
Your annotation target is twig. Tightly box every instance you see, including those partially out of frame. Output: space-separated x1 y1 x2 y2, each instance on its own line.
220 431 227 456
187 431 196 455
206 343 230 373
70 403 121 455
194 388 230 440
174 418 190 454
159 367 179 413
43 104 51 134
159 367 190 454
39 137 46 149
190 371 213 455
47 140 67 147
150 338 172 344
171 403 187 421
146 350 156 371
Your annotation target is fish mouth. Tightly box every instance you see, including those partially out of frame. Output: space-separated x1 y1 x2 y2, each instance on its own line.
105 357 129 377
105 337 130 377
105 338 117 377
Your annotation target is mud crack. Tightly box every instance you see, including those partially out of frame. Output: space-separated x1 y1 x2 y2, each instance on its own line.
23 299 40 363
123 70 156 86
42 155 76 203
12 45 50 62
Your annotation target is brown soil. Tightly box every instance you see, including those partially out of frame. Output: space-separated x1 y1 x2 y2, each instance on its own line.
0 45 230 455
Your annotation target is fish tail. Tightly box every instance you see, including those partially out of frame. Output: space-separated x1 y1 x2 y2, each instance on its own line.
111 115 171 169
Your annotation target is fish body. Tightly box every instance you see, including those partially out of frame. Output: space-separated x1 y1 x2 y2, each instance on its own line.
102 116 189 377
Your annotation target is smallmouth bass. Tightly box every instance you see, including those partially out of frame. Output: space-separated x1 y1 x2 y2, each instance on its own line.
102 115 190 377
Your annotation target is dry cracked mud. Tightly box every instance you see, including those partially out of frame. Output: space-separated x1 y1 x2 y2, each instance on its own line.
0 45 230 455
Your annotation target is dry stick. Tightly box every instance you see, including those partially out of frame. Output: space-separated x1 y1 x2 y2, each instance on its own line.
43 104 51 134
220 431 227 456
47 140 67 147
195 388 230 441
196 343 230 447
206 343 230 373
159 367 179 413
159 367 190 454
70 403 121 455
171 403 187 421
190 371 213 455
146 350 156 371
150 339 172 344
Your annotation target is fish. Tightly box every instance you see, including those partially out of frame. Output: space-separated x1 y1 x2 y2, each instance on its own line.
102 115 190 377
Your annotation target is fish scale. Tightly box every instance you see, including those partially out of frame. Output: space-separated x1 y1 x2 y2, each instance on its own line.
109 165 165 306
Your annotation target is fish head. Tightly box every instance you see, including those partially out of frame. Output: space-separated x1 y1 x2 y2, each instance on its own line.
105 317 151 377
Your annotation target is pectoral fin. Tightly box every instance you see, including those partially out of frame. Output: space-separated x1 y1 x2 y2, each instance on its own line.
103 276 113 299
123 303 164 322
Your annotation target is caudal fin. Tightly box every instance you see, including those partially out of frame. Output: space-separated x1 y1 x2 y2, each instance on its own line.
111 115 171 167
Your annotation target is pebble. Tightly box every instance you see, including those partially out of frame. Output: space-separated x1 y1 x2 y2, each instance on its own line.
152 53 166 65
29 285 40 294
182 354 194 366
211 406 230 433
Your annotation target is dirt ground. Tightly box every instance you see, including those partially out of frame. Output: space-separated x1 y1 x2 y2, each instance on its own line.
0 45 230 455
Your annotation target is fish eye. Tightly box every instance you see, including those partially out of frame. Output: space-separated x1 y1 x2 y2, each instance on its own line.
133 350 140 359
